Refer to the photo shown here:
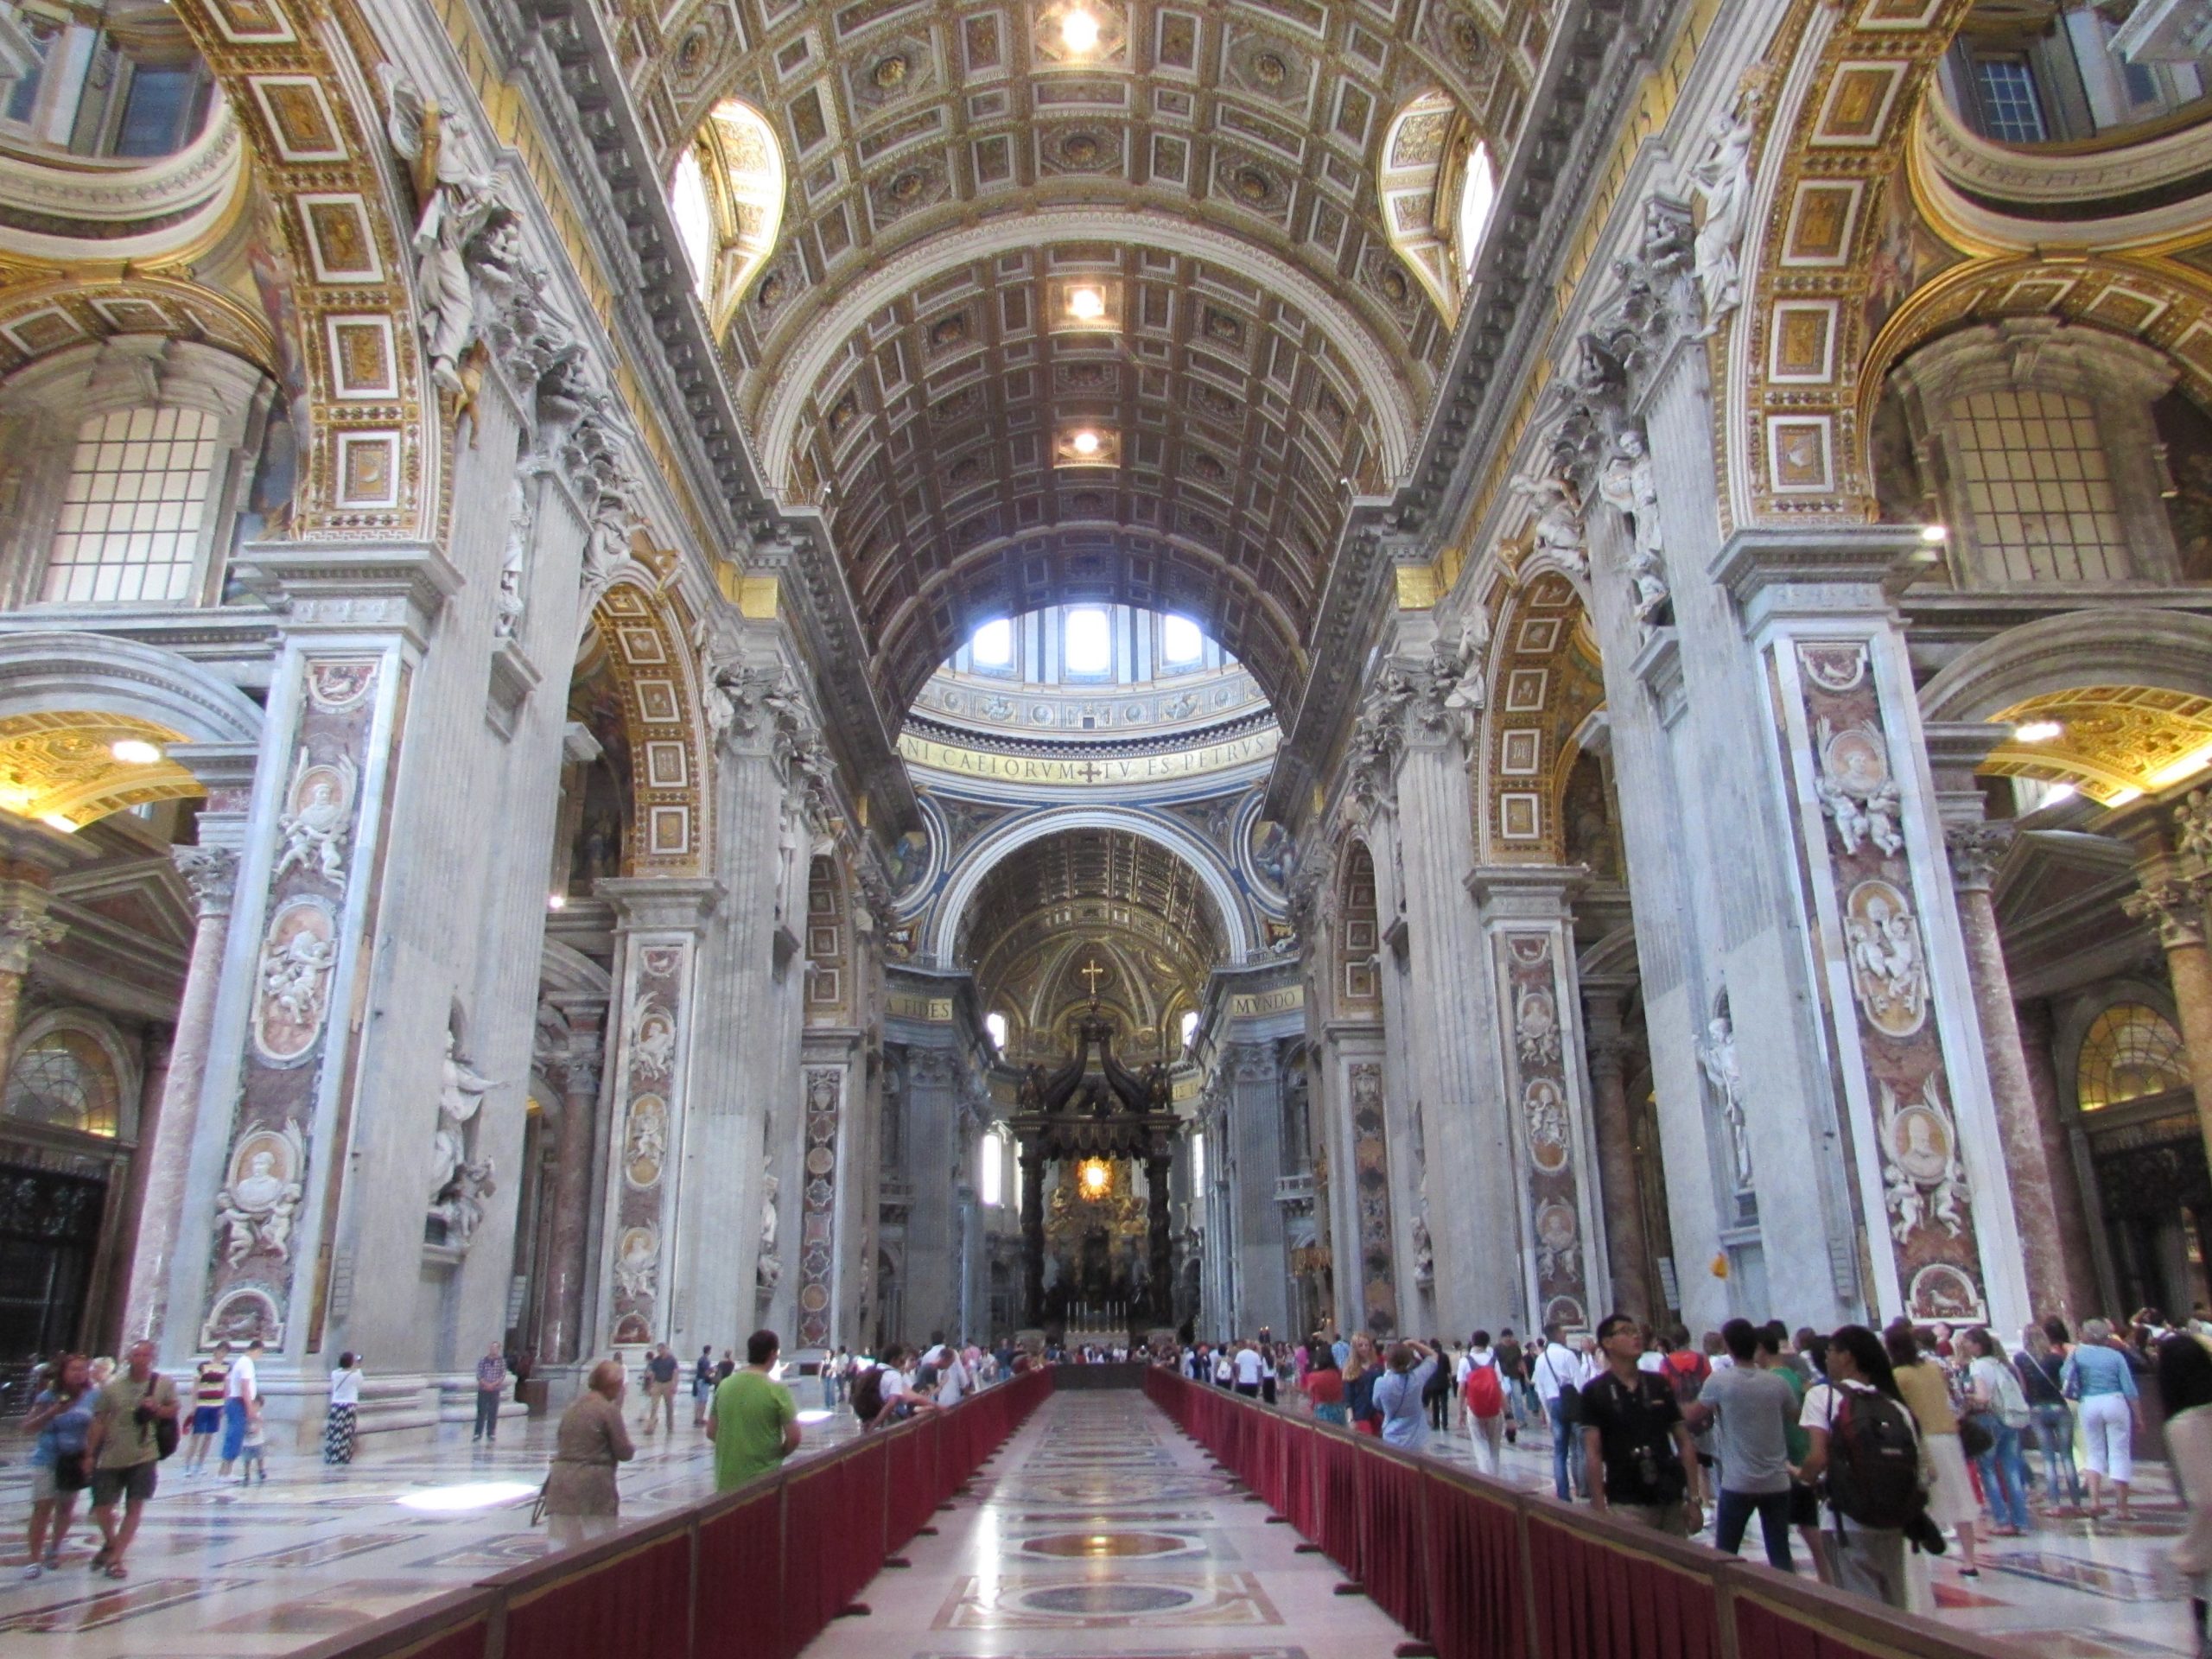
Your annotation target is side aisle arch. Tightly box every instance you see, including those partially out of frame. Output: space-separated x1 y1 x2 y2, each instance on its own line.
587 578 710 876
1478 572 1602 864
168 0 433 536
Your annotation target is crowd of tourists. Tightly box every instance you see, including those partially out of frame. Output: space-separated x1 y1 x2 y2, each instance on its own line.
1185 1309 2212 1633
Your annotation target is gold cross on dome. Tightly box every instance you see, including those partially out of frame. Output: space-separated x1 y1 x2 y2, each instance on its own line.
1079 957 1106 1000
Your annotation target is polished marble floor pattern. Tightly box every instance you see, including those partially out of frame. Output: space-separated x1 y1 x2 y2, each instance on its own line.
796 1390 1406 1659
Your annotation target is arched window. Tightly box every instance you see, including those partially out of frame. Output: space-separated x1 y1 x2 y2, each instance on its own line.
4 1015 129 1138
1377 90 1493 319
984 1009 1008 1051
669 99 785 338
1179 1009 1199 1050
1452 143 1496 280
1190 1126 1205 1192
2076 1001 2190 1111
981 1127 1006 1206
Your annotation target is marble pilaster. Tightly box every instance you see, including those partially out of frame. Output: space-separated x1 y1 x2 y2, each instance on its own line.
536 999 605 1366
1224 1041 1290 1338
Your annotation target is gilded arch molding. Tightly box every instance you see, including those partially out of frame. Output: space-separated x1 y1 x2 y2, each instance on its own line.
166 0 434 537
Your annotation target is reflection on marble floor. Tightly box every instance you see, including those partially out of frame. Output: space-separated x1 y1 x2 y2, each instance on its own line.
0 1400 864 1656
1414 1404 2200 1656
798 1392 1409 1659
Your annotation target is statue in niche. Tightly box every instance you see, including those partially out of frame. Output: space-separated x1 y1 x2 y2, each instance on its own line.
1596 429 1670 627
756 1164 782 1294
429 1026 499 1217
1412 1215 1435 1289
1698 1005 1754 1192
493 474 531 640
431 1160 495 1250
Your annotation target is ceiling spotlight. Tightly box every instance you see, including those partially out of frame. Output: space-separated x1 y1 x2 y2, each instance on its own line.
110 738 163 765
1062 7 1100 51
1071 429 1102 456
1069 286 1106 321
2012 720 2063 744
1920 524 1948 543
548 893 568 910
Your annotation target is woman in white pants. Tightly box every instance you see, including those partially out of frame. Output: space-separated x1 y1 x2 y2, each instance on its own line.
2063 1319 2143 1520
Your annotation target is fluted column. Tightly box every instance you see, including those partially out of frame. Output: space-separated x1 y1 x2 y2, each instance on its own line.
119 845 236 1347
537 1001 605 1365
1580 980 1653 1320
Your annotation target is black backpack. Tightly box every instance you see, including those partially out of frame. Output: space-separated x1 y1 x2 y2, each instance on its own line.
851 1364 887 1424
1823 1388 1923 1529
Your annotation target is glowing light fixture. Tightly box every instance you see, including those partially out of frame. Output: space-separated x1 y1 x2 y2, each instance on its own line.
40 813 75 833
2044 783 2077 804
2012 720 2063 744
2107 787 2143 805
110 738 163 765
1062 7 1100 51
1071 429 1102 456
395 1480 539 1513
1068 285 1106 321
548 893 568 910
2149 741 2212 789
1078 1156 1112 1198
1920 524 1948 543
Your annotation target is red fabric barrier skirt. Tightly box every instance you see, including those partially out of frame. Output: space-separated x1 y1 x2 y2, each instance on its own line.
391 1621 489 1659
886 1416 939 1552
1734 1595 1897 1659
1356 1446 1430 1640
1316 1428 1366 1580
1422 1471 1526 1659
785 1437 889 1643
1526 1511 1722 1659
1286 1416 1324 1541
501 1530 690 1659
696 1486 785 1659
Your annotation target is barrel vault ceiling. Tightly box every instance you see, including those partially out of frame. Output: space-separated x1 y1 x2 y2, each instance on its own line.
616 0 1547 716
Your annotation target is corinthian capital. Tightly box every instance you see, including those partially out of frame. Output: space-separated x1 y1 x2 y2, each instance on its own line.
2125 873 2211 950
1942 821 2014 894
171 844 240 918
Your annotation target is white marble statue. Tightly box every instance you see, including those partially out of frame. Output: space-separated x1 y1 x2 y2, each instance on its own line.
429 1029 499 1207
215 1136 304 1268
274 753 355 885
433 1160 495 1249
1698 1011 1754 1192
1846 889 1929 1034
260 927 334 1027
1511 468 1587 574
757 1166 783 1294
379 65 508 400
493 474 531 640
1597 429 1669 626
1688 97 1755 334
2177 788 2212 864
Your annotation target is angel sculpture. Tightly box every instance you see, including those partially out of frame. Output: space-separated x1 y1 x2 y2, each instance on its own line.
1510 469 1587 575
379 64 509 402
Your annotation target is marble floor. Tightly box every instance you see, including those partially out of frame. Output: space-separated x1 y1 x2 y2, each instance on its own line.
0 1392 862 1656
1416 1402 2200 1658
0 1385 2197 1658
795 1389 1412 1659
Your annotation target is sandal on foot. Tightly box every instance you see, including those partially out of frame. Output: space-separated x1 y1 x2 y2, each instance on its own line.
102 1563 126 1580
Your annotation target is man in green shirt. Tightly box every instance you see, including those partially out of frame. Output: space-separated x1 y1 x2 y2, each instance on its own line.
709 1328 799 1491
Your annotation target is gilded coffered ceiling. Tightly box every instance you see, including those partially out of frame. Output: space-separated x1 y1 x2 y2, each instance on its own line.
1985 687 2212 805
960 827 1224 1052
619 0 1540 712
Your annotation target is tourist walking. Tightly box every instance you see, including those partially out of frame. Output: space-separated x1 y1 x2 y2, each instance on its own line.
1423 1336 1452 1433
1304 1345 1346 1426
2158 1334 2212 1654
325 1352 364 1465
1697 1319 1797 1570
695 1345 718 1424
20 1353 95 1579
1372 1338 1440 1452
641 1342 680 1434
1960 1328 2032 1535
1755 1322 1826 1576
1885 1322 1980 1576
184 1346 226 1475
237 1398 267 1484
1232 1338 1265 1398
219 1338 260 1478
2016 1322 2082 1513
2064 1318 2142 1519
543 1359 635 1550
83 1341 177 1582
1460 1332 1509 1478
1343 1333 1381 1435
1533 1325 1586 1500
1799 1325 1923 1611
1579 1314 1704 1537
709 1330 800 1491
472 1340 506 1444
1495 1328 1527 1440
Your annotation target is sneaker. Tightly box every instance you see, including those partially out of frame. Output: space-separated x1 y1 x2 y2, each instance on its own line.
21 1563 41 1581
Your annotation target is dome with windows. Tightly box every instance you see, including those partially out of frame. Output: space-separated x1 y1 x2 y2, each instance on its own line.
899 604 1277 792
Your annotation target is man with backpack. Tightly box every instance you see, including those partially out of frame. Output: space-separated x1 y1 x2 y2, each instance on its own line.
1580 1314 1706 1536
83 1340 177 1581
1460 1331 1509 1477
1796 1324 1928 1609
1533 1325 1587 1500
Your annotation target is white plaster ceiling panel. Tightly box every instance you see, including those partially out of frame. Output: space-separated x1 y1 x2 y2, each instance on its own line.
625 0 1536 710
